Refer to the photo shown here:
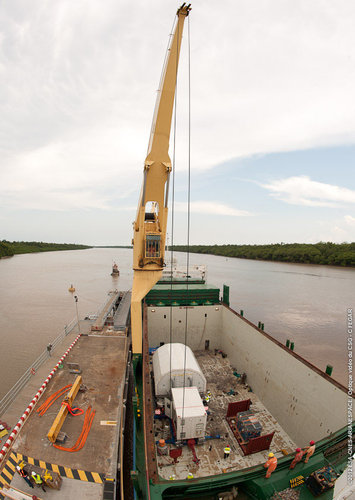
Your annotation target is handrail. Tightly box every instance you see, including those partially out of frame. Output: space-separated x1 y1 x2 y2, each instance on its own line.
0 317 78 417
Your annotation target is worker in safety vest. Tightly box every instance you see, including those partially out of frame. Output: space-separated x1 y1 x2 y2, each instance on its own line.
289 448 304 469
224 446 231 459
264 452 277 478
169 474 176 480
31 471 46 492
304 440 316 463
16 466 34 489
187 472 194 479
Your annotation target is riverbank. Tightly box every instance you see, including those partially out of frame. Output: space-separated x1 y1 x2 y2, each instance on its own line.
0 240 92 258
172 242 355 267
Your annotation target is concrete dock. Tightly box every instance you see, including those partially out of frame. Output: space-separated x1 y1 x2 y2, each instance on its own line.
0 290 131 500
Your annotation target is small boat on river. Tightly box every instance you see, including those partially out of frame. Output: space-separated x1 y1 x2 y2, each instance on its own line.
111 262 119 277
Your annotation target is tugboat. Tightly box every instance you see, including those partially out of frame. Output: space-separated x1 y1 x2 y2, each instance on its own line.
111 262 119 277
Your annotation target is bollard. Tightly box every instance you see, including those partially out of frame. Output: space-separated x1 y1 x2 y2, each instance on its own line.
286 339 290 348
290 342 295 351
261 323 264 331
240 310 244 317
258 321 261 328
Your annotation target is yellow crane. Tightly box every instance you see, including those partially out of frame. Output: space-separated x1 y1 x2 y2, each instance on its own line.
131 4 191 356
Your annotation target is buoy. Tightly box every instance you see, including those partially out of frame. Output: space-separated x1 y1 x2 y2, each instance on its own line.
68 284 75 293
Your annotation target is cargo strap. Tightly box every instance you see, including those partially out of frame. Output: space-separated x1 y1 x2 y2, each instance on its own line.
61 402 84 416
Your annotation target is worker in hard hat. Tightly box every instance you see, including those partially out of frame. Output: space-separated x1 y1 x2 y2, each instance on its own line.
289 447 304 469
16 465 34 489
187 472 194 479
224 446 231 459
304 440 316 463
264 452 277 478
31 471 46 492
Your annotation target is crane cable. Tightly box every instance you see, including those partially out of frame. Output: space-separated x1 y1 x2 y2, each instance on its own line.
181 13 192 433
169 14 179 394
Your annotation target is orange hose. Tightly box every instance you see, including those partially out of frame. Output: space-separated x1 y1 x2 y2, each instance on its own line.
61 401 84 416
37 385 72 416
53 406 95 452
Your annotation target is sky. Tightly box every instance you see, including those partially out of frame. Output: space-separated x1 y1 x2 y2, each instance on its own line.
1 0 354 246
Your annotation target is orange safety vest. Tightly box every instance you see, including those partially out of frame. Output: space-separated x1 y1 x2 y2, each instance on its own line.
265 456 277 472
306 445 315 457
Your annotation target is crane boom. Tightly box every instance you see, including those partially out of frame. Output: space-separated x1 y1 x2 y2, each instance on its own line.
131 4 191 355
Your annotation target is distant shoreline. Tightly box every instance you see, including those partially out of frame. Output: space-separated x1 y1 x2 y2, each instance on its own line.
172 242 355 268
0 241 92 258
94 245 132 249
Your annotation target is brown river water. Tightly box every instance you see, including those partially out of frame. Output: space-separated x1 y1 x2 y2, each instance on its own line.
0 248 353 399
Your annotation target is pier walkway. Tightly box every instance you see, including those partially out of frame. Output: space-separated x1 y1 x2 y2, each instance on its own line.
91 292 120 331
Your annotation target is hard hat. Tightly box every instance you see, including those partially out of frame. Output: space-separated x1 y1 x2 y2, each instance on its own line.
31 472 36 477
16 466 21 471
310 440 315 445
296 448 301 452
268 452 274 457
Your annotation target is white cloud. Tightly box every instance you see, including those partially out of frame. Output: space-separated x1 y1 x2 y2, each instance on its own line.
261 176 355 207
175 201 251 217
345 215 355 225
1 2 355 179
1 0 355 244
2 189 111 212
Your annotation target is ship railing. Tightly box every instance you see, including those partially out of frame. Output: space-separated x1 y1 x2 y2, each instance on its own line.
0 317 78 417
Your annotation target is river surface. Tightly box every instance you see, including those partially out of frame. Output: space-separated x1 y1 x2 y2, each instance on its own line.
0 248 353 399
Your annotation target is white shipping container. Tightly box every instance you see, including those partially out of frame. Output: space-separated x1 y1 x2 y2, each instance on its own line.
171 387 207 441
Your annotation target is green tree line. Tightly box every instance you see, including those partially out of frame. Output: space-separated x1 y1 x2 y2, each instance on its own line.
0 240 92 258
172 242 355 267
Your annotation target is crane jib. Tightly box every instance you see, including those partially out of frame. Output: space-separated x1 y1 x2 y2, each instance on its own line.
131 4 191 356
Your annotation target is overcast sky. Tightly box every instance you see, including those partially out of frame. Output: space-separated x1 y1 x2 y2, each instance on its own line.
1 0 354 245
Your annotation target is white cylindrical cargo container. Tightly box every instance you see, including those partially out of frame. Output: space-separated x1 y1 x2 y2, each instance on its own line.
152 343 206 397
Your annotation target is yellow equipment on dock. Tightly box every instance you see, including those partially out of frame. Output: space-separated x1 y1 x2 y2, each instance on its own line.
47 375 82 443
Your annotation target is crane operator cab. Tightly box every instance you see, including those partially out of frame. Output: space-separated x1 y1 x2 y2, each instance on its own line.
143 201 162 266
145 234 161 259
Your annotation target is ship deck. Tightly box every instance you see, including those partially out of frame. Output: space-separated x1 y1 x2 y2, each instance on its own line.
153 350 297 480
1 323 129 500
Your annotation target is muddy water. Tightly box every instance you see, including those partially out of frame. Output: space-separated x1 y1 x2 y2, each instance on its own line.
0 248 353 398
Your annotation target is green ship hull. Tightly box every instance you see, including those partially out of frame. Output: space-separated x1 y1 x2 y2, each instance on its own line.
130 284 353 499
